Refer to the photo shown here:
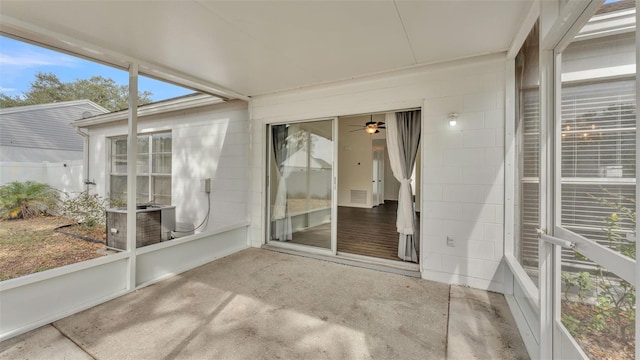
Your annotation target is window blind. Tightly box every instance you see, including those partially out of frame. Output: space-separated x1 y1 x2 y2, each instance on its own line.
560 79 636 263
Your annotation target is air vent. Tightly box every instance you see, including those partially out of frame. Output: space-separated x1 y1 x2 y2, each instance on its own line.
350 190 367 204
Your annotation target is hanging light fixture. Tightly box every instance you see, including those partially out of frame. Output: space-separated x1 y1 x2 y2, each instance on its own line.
347 114 386 134
365 124 379 134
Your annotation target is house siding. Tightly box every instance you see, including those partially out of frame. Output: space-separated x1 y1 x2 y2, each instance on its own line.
0 100 108 162
85 100 250 234
250 53 507 292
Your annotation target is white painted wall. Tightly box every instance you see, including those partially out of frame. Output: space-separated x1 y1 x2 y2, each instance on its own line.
250 53 507 291
0 146 82 163
84 100 250 233
0 160 84 194
337 115 373 207
562 32 635 82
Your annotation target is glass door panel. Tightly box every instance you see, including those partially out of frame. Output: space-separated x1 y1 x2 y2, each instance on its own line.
552 2 636 358
269 120 334 250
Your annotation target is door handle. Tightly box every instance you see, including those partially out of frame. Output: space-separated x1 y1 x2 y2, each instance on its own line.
538 229 575 249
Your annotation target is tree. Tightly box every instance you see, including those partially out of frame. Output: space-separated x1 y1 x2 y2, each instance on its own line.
0 72 153 111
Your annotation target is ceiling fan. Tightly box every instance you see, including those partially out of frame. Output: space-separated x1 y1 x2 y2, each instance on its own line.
349 115 385 134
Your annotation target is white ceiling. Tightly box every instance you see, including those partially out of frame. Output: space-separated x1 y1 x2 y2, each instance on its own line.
0 1 533 99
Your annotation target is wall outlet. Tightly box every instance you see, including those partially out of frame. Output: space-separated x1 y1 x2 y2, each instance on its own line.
446 236 455 247
201 178 211 193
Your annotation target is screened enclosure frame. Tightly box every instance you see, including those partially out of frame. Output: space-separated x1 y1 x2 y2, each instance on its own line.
505 1 639 359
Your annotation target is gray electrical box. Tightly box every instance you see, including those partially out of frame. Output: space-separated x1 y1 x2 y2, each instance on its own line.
201 178 211 193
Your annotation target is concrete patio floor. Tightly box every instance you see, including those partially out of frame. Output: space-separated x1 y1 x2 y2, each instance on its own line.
0 248 528 359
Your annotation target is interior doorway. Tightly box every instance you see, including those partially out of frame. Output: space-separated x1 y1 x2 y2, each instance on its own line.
265 110 421 266
336 112 420 264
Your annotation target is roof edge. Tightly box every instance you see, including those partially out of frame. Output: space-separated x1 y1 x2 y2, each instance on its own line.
72 93 227 128
0 99 108 115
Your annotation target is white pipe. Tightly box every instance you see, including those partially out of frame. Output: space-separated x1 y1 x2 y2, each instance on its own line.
75 127 90 191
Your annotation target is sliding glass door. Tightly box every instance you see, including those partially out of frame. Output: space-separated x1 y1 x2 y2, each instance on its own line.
268 119 336 253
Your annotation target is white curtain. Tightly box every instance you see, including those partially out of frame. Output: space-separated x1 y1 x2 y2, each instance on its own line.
385 111 420 262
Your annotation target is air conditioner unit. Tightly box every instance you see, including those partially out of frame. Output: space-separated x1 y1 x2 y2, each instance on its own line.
106 205 176 250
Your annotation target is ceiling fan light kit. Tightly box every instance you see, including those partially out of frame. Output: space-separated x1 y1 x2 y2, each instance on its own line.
349 114 386 134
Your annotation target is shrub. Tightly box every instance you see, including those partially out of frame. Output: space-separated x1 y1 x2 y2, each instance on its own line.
62 191 107 228
0 181 59 219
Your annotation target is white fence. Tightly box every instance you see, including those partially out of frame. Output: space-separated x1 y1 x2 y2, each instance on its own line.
0 160 84 194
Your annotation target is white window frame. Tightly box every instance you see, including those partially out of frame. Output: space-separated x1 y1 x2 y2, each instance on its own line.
109 131 172 205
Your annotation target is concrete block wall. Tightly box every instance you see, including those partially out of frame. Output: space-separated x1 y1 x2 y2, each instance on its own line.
421 78 505 291
250 53 507 292
85 100 250 233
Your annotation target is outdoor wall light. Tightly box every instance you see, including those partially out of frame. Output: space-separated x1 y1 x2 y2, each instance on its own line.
448 113 458 127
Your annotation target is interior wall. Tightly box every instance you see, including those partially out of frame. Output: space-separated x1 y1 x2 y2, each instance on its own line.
337 115 374 207
85 100 250 233
250 53 506 292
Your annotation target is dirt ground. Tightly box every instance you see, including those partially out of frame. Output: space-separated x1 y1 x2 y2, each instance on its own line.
0 216 106 281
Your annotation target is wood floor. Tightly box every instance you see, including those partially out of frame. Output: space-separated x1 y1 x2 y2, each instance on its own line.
288 201 419 263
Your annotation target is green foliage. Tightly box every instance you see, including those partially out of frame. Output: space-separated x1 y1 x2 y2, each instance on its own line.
0 72 153 111
562 196 636 345
562 271 593 302
0 181 59 219
61 191 107 228
562 313 581 335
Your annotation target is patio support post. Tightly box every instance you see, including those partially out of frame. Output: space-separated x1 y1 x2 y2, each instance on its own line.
635 5 639 359
126 63 139 290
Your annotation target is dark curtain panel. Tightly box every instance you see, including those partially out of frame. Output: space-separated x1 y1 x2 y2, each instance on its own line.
396 110 421 179
272 125 289 173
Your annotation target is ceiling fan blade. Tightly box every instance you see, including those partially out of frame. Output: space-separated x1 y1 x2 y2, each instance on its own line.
376 122 385 126
374 129 380 134
378 127 386 129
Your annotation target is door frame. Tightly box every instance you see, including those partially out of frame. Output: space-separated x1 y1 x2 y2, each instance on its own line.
264 105 423 270
265 117 339 257
538 1 639 358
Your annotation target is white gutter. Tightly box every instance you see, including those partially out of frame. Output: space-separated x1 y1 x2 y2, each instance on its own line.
75 127 91 191
72 94 227 128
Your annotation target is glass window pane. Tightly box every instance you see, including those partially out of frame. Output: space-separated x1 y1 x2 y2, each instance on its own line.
110 175 127 206
269 120 333 250
515 20 540 286
137 154 149 174
153 133 172 153
152 176 171 204
137 136 149 153
113 138 127 155
152 154 172 174
136 176 149 204
561 81 636 179
112 155 127 174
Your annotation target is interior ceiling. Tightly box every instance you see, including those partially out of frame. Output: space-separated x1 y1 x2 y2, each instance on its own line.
0 1 533 99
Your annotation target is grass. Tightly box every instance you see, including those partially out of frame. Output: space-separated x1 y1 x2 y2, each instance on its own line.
0 216 106 281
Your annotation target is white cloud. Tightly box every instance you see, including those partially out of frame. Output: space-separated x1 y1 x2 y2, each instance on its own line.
0 51 77 69
0 86 16 92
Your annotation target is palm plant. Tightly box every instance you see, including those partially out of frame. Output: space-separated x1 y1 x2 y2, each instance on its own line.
0 181 59 219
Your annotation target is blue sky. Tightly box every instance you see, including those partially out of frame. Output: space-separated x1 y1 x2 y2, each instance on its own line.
0 36 194 102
